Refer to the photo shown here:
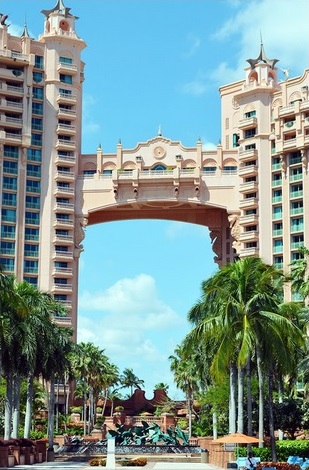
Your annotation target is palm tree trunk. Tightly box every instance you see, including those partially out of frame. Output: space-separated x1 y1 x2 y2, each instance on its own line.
4 370 13 440
268 367 277 462
278 377 284 440
24 373 34 438
229 362 237 433
12 374 21 438
83 383 87 436
246 359 253 436
237 367 244 433
187 392 193 439
47 374 55 452
256 344 264 447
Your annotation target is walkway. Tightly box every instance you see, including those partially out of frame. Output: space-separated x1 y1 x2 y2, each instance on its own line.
1 462 224 470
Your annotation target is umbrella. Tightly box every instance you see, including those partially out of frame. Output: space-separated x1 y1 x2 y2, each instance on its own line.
214 433 262 444
213 433 263 459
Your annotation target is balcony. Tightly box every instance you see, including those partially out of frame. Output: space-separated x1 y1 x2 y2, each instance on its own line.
283 138 296 150
238 117 257 130
53 315 72 326
56 123 76 135
0 82 23 95
55 153 76 165
291 241 304 250
290 173 303 182
57 92 77 104
239 230 259 242
238 148 258 162
273 229 283 237
239 197 258 209
54 202 74 212
0 99 23 111
239 214 258 226
272 179 282 187
58 108 76 120
57 62 77 75
290 207 303 215
239 247 259 257
52 267 73 276
54 186 75 196
53 234 74 244
273 245 283 254
0 49 29 64
238 164 258 177
272 196 282 203
290 190 303 198
52 283 73 293
56 139 76 150
53 218 74 228
54 170 75 181
52 250 73 260
279 104 295 117
239 181 258 193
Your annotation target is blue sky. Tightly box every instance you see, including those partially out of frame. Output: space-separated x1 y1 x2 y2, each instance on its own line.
5 0 309 399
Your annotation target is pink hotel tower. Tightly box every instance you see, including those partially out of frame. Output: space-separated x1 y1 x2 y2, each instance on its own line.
0 1 309 337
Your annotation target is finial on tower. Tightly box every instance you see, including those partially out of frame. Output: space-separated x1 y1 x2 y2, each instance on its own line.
246 35 279 70
158 125 162 136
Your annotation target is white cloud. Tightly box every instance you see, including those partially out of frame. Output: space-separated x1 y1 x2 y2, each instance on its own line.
211 0 309 85
181 74 208 96
77 274 187 395
82 94 101 134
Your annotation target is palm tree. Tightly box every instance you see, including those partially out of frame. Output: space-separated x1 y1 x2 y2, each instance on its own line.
186 256 305 451
118 368 145 396
169 344 200 438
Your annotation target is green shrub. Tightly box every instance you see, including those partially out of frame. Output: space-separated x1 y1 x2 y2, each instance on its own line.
114 406 124 412
119 457 147 467
89 458 101 466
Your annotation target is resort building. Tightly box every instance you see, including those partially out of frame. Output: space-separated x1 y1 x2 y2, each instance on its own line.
0 0 308 336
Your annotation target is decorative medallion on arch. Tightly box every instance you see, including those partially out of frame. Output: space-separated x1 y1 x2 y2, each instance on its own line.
8 41 22 52
153 146 166 159
82 162 96 175
289 91 302 103
272 98 282 109
122 161 136 170
183 159 196 169
232 97 239 109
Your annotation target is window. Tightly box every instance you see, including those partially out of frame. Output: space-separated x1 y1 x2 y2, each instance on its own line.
59 57 73 65
27 148 42 162
273 239 283 252
26 180 41 193
0 258 15 271
245 242 257 248
33 71 43 83
55 245 68 252
31 133 42 146
203 167 216 174
1 225 16 239
245 144 256 150
223 166 237 172
232 133 240 148
244 209 256 215
56 198 70 204
83 170 96 175
3 161 18 174
291 200 303 214
2 193 17 206
55 261 68 268
24 260 38 273
32 118 43 130
245 110 256 118
2 176 17 190
54 278 68 284
25 212 40 225
102 169 113 175
291 217 304 231
23 276 38 286
25 227 39 241
56 229 69 236
34 55 44 69
244 128 256 139
245 192 256 199
32 102 43 115
27 164 41 177
56 213 69 220
290 151 301 165
57 182 70 188
59 88 72 96
1 208 16 222
0 241 15 255
291 251 304 261
24 244 39 257
54 294 67 301
33 87 44 100
60 74 72 84
273 206 282 219
245 225 257 232
290 183 303 197
4 145 18 158
25 195 40 209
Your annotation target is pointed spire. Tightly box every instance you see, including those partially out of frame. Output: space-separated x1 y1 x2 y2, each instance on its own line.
246 35 279 70
21 17 30 38
42 0 77 19
158 125 162 136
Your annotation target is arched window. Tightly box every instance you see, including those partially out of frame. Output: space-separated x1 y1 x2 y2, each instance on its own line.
152 164 166 171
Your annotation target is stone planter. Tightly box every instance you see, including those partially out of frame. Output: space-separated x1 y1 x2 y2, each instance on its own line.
8 455 15 468
19 455 25 465
30 454 35 465
0 447 9 468
38 452 43 463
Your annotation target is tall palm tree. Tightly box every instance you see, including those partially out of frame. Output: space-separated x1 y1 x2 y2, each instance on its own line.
118 368 145 396
169 344 200 438
187 257 305 448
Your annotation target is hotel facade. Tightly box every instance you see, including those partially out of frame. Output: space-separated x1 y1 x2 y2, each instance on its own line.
0 1 308 335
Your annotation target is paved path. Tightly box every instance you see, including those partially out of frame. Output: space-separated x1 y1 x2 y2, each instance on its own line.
1 462 224 470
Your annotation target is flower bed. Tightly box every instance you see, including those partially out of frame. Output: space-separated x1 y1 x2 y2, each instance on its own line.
257 463 301 470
